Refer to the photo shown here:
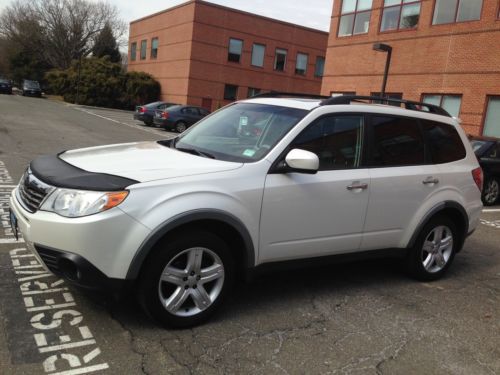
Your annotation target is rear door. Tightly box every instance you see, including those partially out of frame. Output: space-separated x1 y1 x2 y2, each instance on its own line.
360 115 439 250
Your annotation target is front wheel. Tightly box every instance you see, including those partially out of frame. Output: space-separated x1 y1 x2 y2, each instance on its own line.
482 177 499 206
137 231 234 328
407 216 457 281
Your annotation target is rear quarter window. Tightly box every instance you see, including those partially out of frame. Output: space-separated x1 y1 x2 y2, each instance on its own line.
421 120 466 164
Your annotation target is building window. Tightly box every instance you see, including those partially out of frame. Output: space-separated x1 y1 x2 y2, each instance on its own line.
228 38 243 63
432 0 483 25
315 56 325 77
251 44 265 67
371 92 403 106
422 94 462 117
224 84 238 100
331 91 356 96
295 53 308 75
483 96 500 138
247 87 261 98
151 38 159 59
274 48 287 71
381 0 421 32
140 40 147 60
338 0 373 37
130 42 137 61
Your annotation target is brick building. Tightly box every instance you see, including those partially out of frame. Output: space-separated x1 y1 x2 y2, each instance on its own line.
128 0 328 112
322 0 500 136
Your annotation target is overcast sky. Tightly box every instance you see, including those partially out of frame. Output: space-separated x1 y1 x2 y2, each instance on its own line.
0 0 334 31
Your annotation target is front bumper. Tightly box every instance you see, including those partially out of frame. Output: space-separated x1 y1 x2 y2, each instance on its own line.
9 187 151 282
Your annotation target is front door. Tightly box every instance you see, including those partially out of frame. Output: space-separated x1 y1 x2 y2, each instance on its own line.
259 114 370 264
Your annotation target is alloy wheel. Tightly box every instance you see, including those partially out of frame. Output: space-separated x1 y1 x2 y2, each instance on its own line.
421 225 454 273
483 179 499 205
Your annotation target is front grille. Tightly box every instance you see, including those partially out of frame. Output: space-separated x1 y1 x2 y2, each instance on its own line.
17 169 53 213
36 246 60 274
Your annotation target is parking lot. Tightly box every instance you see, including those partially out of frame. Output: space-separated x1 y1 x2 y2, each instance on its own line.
0 94 499 375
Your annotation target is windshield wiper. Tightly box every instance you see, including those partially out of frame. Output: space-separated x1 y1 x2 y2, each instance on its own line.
175 147 216 159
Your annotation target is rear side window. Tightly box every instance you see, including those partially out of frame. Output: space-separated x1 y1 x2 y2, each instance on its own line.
370 116 425 166
421 120 466 163
293 115 364 170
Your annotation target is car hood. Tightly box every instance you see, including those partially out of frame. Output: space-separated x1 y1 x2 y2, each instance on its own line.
59 141 243 183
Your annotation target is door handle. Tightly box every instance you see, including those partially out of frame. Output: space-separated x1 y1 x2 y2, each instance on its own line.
346 182 368 191
423 177 439 185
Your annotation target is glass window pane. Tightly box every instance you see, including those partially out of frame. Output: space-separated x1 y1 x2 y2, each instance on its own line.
483 98 500 138
224 84 238 100
457 0 482 22
433 0 458 24
353 11 371 34
423 95 442 106
357 0 373 11
384 0 401 6
338 14 355 36
342 0 356 13
295 53 308 75
422 120 466 163
228 39 242 62
140 40 147 59
251 44 265 67
381 6 400 31
400 3 421 28
130 43 136 61
152 38 159 49
275 49 287 71
371 116 425 166
442 95 461 117
315 56 325 77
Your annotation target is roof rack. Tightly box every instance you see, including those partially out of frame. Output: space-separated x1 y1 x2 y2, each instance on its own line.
250 91 330 100
320 95 451 117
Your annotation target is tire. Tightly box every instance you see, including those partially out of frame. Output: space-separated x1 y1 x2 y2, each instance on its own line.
137 230 234 328
482 177 499 206
143 120 153 127
175 122 187 133
406 216 458 281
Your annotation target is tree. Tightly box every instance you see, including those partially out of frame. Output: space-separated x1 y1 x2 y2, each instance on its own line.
0 0 125 70
92 23 121 63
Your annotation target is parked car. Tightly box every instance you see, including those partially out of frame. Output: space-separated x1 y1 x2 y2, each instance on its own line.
470 135 500 205
134 102 178 126
153 105 210 132
9 94 482 328
22 80 42 97
0 78 13 94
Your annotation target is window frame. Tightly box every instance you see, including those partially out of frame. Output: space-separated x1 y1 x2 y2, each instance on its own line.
274 48 288 71
314 56 325 77
130 42 137 62
337 0 373 37
251 43 266 68
150 37 159 59
140 39 147 60
295 52 309 76
421 93 462 118
379 0 422 33
431 0 484 26
228 38 243 63
223 84 238 101
481 95 500 137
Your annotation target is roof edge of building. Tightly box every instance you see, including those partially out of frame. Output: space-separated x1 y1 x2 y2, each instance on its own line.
130 0 329 35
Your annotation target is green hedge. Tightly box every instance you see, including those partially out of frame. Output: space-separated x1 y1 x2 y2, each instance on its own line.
45 57 160 109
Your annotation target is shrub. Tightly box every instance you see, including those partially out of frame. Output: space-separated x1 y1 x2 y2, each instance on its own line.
123 71 161 109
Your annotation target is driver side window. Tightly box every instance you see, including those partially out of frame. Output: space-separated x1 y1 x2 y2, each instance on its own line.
293 115 364 170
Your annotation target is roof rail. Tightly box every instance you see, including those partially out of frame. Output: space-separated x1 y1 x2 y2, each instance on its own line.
250 91 330 100
320 95 452 117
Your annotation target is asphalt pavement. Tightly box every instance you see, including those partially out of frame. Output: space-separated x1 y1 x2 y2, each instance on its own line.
0 94 499 375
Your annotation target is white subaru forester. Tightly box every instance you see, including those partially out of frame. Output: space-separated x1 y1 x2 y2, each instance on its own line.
10 94 483 327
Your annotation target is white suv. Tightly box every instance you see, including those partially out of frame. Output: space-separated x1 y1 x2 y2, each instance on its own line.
9 95 483 327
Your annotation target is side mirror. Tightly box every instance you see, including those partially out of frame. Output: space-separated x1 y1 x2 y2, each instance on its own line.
283 149 319 174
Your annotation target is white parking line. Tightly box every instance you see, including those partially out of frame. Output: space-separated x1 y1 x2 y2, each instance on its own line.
0 185 17 188
482 208 500 213
0 238 25 244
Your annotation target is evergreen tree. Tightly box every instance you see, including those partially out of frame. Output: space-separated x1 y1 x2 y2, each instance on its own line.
91 23 121 63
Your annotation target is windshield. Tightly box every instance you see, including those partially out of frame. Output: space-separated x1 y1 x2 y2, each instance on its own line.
173 103 308 162
24 81 40 89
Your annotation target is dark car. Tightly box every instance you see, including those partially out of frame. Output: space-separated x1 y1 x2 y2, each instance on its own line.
0 78 13 94
134 102 178 126
153 105 210 132
470 135 500 206
22 80 42 97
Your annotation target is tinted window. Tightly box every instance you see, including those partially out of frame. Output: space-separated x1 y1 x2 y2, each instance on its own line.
293 115 364 170
422 120 465 163
224 84 238 101
370 116 425 166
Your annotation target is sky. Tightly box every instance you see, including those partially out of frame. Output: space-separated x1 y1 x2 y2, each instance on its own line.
0 0 334 32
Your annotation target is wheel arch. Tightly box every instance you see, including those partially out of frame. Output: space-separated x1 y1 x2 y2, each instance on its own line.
407 201 469 252
126 209 256 280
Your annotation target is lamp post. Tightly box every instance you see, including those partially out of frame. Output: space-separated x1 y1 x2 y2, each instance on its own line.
372 43 392 99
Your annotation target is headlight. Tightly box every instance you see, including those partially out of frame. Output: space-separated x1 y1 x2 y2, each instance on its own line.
40 189 128 218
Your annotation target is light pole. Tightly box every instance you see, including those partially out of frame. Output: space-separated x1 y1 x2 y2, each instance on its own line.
372 43 392 99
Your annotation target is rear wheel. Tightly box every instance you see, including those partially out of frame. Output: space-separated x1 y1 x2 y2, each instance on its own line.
175 121 187 133
144 120 153 127
137 231 234 328
482 177 499 206
407 216 457 281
